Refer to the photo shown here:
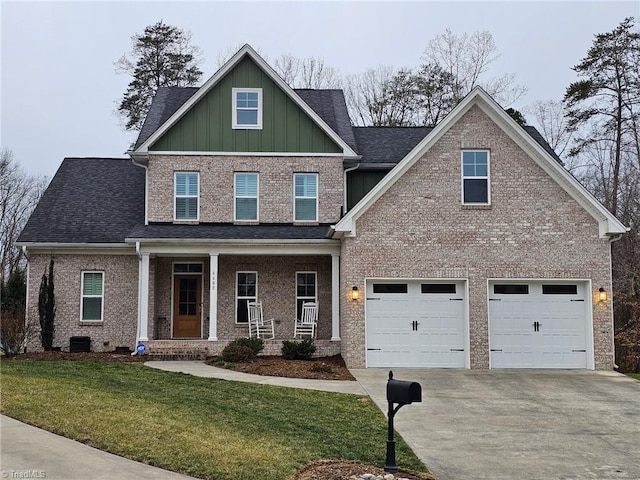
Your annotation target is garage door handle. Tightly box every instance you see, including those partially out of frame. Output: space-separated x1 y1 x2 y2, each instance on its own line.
570 299 585 302
367 348 382 351
367 297 381 301
450 348 464 352
489 298 501 301
572 349 586 352
491 349 503 352
449 298 464 301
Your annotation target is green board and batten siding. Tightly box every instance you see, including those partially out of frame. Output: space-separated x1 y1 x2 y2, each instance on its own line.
150 56 342 154
347 170 389 210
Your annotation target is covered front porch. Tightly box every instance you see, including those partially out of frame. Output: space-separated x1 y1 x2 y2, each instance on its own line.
133 240 342 358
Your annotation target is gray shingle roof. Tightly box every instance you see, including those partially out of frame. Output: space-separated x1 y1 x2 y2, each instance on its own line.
524 126 563 163
353 126 432 166
17 158 145 244
126 223 334 241
134 87 198 150
294 89 357 152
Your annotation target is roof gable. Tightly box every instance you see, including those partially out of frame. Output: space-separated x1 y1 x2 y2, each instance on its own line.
333 87 627 239
133 45 357 157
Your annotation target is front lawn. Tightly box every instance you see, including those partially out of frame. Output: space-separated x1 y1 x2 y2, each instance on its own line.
627 373 640 380
0 361 427 480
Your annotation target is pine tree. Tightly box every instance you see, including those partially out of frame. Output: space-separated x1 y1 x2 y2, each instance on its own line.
564 17 640 216
116 21 203 131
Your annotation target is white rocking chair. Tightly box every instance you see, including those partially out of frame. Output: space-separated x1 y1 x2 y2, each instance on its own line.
247 301 275 339
294 302 318 338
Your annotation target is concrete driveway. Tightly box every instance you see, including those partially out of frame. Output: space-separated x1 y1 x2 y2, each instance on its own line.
351 369 640 480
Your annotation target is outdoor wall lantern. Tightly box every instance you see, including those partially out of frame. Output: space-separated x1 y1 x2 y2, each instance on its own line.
350 286 360 301
598 287 608 302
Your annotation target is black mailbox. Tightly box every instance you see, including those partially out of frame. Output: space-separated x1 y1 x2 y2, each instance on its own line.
387 378 422 404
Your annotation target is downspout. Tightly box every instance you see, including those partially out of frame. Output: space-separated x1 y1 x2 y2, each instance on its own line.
608 233 624 369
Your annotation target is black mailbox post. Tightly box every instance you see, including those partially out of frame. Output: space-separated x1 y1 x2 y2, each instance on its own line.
385 371 422 473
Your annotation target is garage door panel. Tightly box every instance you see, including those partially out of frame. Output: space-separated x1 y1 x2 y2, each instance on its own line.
366 281 466 368
489 282 589 369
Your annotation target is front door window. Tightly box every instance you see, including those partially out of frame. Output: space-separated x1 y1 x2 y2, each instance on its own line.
173 275 201 338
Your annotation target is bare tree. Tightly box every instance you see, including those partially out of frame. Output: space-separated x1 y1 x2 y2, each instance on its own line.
273 54 341 89
422 28 526 106
345 66 399 126
0 148 47 284
526 100 574 158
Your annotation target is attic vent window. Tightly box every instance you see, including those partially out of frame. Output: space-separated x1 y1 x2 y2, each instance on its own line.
233 88 262 129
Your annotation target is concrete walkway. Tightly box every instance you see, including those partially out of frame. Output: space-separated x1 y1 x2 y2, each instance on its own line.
145 360 367 395
0 415 198 480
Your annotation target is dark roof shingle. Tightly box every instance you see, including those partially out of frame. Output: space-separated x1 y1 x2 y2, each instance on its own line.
353 126 431 165
17 158 145 244
126 223 334 241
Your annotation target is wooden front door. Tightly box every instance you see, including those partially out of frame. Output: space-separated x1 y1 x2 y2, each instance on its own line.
173 275 202 338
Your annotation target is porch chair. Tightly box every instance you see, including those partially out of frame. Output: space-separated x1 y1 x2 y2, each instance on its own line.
247 301 275 339
294 302 318 338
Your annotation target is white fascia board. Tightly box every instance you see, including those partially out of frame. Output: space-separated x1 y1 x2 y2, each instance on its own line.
472 95 628 237
18 243 136 255
333 88 479 236
134 44 357 158
136 242 340 256
334 86 628 238
147 151 345 157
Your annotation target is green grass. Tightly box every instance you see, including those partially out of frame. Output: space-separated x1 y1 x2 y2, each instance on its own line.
0 361 428 480
627 373 640 380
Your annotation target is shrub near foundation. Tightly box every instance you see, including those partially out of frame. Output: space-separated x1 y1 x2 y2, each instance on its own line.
282 339 316 360
221 344 255 363
228 337 265 356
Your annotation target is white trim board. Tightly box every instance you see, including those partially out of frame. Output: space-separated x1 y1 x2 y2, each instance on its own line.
134 44 357 158
332 87 628 239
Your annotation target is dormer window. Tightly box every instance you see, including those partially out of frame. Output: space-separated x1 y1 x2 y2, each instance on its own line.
232 88 262 129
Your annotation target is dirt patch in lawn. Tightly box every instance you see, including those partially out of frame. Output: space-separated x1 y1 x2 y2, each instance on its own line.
207 354 356 381
294 460 434 480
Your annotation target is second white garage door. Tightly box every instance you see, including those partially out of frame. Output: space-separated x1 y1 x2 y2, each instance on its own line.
488 281 591 369
366 280 467 368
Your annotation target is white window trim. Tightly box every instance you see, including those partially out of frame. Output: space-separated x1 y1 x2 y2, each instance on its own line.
296 271 317 317
174 171 200 221
80 271 104 322
232 88 263 129
293 173 319 222
461 150 491 205
234 172 259 222
235 271 258 324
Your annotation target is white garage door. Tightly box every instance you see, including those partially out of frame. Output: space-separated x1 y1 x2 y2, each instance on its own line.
366 280 466 368
489 281 590 369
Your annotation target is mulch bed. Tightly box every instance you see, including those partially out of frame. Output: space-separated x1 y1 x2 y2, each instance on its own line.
1 351 147 362
209 354 356 381
293 460 435 480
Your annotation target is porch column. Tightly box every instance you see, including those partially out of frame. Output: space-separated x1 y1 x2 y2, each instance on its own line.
208 253 219 341
138 253 150 342
331 253 341 341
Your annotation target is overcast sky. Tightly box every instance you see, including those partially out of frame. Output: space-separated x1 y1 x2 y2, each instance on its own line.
1 1 638 179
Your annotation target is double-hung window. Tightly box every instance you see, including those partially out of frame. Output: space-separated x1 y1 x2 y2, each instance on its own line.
235 173 258 221
462 151 490 204
296 272 317 319
232 88 262 129
236 272 257 323
294 173 318 221
175 172 199 220
81 271 104 321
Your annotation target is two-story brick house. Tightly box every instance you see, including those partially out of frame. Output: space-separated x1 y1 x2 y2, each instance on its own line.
18 44 627 369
